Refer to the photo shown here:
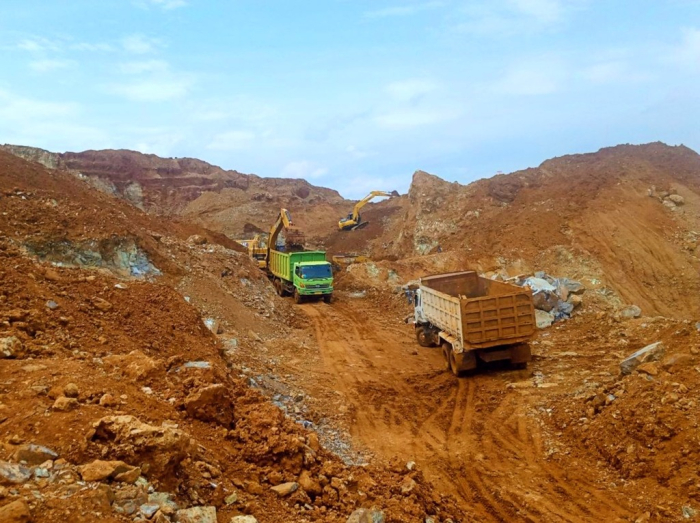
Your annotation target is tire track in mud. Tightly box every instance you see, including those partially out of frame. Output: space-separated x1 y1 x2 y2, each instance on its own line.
300 301 634 522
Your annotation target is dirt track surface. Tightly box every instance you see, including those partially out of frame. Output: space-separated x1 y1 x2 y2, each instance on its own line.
297 299 696 522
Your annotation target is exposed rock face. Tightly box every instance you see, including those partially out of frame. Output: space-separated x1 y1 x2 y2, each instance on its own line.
0 145 344 218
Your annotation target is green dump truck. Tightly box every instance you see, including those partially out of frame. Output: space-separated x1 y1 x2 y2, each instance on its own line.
268 250 334 304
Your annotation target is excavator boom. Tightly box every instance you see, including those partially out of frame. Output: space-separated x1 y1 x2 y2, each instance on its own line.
268 208 305 261
338 190 396 231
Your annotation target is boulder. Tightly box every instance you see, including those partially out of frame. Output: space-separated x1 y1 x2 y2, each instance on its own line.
347 508 386 523
52 397 79 412
620 305 642 320
88 415 195 480
669 194 685 205
561 278 585 294
270 482 299 496
298 470 322 496
184 384 233 427
99 393 118 407
174 506 217 523
78 460 138 482
12 444 58 466
568 295 583 309
188 235 208 246
230 517 258 523
63 383 79 398
636 362 659 376
103 350 158 380
148 492 179 513
0 462 32 485
535 310 554 329
0 499 31 523
0 337 22 359
532 292 559 313
620 342 666 375
92 298 113 312
139 503 160 518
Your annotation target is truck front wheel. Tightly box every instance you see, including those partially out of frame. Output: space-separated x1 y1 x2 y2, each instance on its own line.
294 290 303 304
415 326 433 347
323 294 332 304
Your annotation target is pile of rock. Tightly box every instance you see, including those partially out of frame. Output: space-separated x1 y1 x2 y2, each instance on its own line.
649 186 685 210
511 272 585 328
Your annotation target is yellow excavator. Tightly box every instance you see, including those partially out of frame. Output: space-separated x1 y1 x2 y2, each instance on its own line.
338 190 397 231
268 208 305 258
247 234 268 269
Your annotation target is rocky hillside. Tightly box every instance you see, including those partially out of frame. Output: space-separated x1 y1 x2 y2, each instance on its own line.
339 143 700 319
0 149 461 523
0 145 346 231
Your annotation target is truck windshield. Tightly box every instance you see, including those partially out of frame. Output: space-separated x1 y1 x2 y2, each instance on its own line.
300 265 332 279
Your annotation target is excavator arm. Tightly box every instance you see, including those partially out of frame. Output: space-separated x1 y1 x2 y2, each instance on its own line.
268 209 305 259
338 191 396 231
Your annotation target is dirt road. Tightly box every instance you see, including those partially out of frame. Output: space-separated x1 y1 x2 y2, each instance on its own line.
300 301 634 522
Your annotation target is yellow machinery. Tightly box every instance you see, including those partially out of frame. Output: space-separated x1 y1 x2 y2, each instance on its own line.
234 235 268 268
331 253 369 268
338 190 396 231
267 208 305 262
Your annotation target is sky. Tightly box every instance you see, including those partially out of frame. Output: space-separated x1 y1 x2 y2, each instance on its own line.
1 0 699 198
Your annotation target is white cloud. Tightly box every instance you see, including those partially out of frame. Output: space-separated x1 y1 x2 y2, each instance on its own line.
119 60 170 74
0 89 79 121
385 79 438 102
674 27 700 70
134 0 188 10
455 0 585 36
365 1 444 18
495 59 566 95
345 145 374 160
69 42 115 52
0 90 107 151
16 37 61 53
374 108 456 129
281 160 328 179
28 59 76 73
107 77 192 102
579 60 651 84
121 34 162 54
207 130 257 151
509 0 565 25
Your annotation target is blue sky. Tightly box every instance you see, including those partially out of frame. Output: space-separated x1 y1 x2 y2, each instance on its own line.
1 1 699 198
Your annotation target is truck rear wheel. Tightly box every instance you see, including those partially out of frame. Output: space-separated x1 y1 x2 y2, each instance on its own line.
415 326 433 347
449 351 463 377
441 343 452 371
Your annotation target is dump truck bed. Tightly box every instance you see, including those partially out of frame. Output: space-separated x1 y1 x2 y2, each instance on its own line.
420 271 536 350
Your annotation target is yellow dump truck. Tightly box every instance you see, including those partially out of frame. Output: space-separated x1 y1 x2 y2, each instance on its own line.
412 271 536 375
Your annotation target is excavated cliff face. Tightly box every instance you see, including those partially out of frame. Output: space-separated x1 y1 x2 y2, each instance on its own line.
370 143 700 318
0 145 345 219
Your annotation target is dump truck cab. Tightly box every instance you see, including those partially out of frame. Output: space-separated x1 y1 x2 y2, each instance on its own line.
294 261 334 297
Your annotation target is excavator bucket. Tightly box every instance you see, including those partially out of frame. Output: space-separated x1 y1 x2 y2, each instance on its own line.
284 227 305 250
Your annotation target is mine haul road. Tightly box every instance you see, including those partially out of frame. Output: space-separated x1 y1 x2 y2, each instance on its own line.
300 301 633 523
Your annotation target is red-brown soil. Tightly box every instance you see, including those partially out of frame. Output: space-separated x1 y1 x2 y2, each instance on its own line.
3 141 700 523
